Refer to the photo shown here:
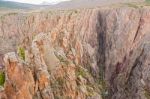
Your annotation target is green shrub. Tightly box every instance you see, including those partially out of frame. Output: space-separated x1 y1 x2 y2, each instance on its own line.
76 67 87 78
18 47 25 61
0 72 5 86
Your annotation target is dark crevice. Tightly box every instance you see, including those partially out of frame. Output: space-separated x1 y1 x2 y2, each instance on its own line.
133 14 142 42
95 9 148 99
122 48 146 98
115 48 145 98
97 11 107 99
97 11 106 79
38 87 44 99
125 48 145 85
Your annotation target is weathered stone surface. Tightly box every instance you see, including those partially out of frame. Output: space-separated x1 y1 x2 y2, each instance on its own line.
32 33 59 72
0 31 101 99
99 8 150 99
3 52 35 99
30 33 101 99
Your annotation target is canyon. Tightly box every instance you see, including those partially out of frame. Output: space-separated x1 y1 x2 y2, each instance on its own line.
0 3 150 99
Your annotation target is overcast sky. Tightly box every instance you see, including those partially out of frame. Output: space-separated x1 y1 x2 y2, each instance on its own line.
4 0 71 4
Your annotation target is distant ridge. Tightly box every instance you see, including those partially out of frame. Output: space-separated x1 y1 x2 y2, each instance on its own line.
47 0 145 9
0 0 39 9
0 0 145 10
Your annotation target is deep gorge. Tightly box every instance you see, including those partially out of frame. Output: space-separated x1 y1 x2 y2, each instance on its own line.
0 7 150 99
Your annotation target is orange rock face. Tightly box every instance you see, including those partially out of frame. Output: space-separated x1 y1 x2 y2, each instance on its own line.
4 52 35 99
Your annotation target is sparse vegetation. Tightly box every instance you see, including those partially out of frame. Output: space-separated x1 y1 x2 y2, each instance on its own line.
99 63 108 98
86 86 95 96
18 47 25 61
76 67 87 78
7 12 18 16
54 51 69 65
57 77 65 86
125 3 139 8
144 89 150 99
0 72 5 86
100 80 108 99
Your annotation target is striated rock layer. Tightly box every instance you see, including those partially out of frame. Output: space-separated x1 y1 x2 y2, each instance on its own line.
0 6 150 99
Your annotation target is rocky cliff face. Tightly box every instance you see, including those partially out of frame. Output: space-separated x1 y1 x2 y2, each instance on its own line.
0 6 150 99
